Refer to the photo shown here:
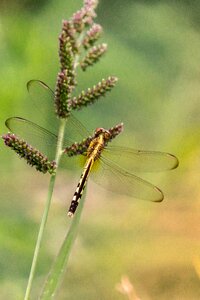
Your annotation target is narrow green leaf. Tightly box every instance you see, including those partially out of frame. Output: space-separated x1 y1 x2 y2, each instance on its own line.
39 191 86 299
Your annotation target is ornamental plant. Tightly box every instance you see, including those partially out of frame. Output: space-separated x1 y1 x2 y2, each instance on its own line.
2 1 120 299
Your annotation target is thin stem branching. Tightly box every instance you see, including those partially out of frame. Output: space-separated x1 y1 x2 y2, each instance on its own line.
24 119 66 300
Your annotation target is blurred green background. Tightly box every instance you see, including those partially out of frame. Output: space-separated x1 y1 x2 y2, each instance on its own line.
1 0 200 299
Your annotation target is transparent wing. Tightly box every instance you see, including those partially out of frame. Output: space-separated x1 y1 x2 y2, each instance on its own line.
5 117 60 160
103 146 179 173
26 79 90 143
91 156 164 202
25 79 58 132
5 80 93 160
5 115 92 162
27 79 54 109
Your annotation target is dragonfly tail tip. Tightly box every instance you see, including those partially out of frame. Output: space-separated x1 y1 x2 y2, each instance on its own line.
67 211 74 218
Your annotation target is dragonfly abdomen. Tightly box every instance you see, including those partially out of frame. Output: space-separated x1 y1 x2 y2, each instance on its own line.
68 133 107 217
68 158 93 217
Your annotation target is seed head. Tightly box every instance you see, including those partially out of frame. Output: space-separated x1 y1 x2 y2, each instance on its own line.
81 43 107 71
82 23 102 49
107 123 124 143
54 70 76 118
68 76 118 111
2 133 57 174
64 136 93 157
64 122 123 157
72 0 98 33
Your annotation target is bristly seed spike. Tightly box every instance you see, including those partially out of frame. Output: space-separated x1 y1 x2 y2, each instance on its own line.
68 76 118 111
64 122 123 157
72 0 98 33
80 43 107 71
2 133 57 174
82 23 102 49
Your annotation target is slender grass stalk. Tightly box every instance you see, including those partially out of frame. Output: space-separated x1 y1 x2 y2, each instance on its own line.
24 119 66 300
39 191 86 300
36 31 89 300
22 2 109 298
24 26 86 299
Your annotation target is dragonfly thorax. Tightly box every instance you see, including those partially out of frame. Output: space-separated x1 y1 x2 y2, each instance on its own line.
87 132 107 161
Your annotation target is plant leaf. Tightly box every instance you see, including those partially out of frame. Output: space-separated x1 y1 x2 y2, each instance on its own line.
39 191 86 299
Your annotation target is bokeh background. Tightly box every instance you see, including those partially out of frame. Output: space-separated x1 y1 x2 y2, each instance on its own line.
1 0 200 299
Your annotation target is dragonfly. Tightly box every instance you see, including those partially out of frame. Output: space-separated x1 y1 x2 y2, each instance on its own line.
5 80 179 217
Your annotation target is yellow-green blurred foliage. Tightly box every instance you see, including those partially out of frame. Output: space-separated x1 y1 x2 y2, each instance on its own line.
0 0 200 299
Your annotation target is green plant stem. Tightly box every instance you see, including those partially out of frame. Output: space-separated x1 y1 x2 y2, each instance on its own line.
24 29 85 300
39 191 86 299
24 119 66 300
74 31 85 68
38 33 86 300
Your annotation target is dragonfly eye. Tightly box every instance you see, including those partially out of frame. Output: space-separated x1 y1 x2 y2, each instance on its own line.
95 127 104 136
94 128 111 140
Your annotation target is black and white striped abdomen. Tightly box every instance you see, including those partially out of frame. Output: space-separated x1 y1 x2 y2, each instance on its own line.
68 158 93 217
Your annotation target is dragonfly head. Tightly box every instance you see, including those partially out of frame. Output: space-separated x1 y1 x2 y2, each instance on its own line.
94 127 111 140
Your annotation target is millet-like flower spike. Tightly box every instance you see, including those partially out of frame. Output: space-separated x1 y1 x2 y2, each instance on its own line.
2 133 57 174
64 136 93 157
84 0 98 19
56 18 79 118
80 43 107 71
55 70 75 118
62 20 78 53
107 122 124 143
84 0 98 9
72 0 98 33
59 32 74 71
82 23 102 49
71 9 86 33
64 122 123 157
68 76 118 110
